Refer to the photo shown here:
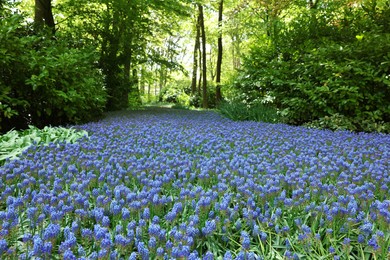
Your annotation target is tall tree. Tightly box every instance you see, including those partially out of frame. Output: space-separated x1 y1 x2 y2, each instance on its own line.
215 0 224 103
191 11 201 95
34 0 55 32
198 4 208 108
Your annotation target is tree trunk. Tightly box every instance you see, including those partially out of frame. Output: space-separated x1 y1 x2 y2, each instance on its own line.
191 11 201 95
34 0 55 33
215 0 223 104
199 4 208 109
198 43 202 96
140 66 145 95
123 42 132 108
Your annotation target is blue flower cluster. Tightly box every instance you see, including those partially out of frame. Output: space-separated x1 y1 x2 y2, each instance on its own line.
0 109 389 259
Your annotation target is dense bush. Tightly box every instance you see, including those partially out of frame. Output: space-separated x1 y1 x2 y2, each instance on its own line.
0 14 107 133
234 2 390 133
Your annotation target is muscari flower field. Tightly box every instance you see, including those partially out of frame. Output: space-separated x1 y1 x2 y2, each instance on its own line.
0 108 389 260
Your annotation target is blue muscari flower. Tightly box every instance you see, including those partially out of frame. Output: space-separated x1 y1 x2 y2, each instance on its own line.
298 233 306 241
202 220 216 236
172 246 180 258
302 224 311 234
187 236 194 245
137 241 149 260
136 226 142 239
152 215 160 224
0 239 8 254
235 251 245 260
166 240 173 250
156 247 164 256
357 234 365 243
81 228 93 239
63 249 77 260
241 231 250 250
173 230 183 241
122 207 130 220
189 251 200 260
376 230 384 237
252 224 260 236
235 219 242 230
368 236 379 250
43 223 61 241
101 238 112 248
275 207 282 217
33 235 43 256
148 236 157 248
260 231 267 242
78 245 86 256
139 219 146 227
43 242 52 254
102 216 110 227
128 220 136 230
329 246 335 253
115 224 123 234
110 250 118 260
98 248 108 258
142 207 150 219
165 211 177 222
27 207 38 220
37 213 45 224
223 251 233 260
360 222 373 235
128 252 137 260
343 238 351 245
203 251 214 260
94 224 107 240
23 233 32 243
115 234 129 247
148 223 160 236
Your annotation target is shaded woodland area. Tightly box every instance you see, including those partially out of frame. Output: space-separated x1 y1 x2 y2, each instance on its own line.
1 0 390 133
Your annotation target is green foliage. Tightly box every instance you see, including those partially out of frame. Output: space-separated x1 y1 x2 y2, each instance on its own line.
159 80 192 107
0 125 87 165
218 101 281 123
0 13 106 132
233 2 390 133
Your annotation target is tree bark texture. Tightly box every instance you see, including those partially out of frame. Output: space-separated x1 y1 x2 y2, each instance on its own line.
191 12 201 95
215 0 223 103
198 4 208 109
34 0 55 33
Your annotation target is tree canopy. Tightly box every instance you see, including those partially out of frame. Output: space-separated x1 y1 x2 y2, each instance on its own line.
1 0 390 133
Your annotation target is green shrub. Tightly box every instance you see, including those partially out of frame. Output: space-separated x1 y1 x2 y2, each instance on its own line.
0 13 107 132
233 3 390 133
218 101 281 123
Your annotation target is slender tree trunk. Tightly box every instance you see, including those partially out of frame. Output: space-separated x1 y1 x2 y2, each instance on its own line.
140 66 145 95
34 0 55 33
191 12 201 95
199 4 208 109
215 0 223 104
198 44 202 96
